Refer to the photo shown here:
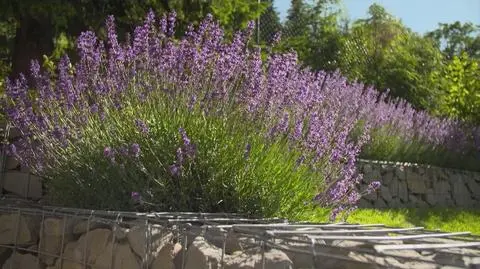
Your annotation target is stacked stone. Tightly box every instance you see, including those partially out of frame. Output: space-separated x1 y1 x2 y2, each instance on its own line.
1 123 43 200
0 213 295 269
357 160 480 208
0 212 479 269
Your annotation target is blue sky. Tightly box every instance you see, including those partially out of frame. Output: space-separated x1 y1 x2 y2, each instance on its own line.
273 0 480 34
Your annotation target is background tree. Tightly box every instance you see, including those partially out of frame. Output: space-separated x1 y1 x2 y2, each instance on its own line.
339 3 444 110
280 0 343 71
284 0 310 37
434 52 480 124
0 0 266 78
257 0 283 44
211 0 267 35
426 21 480 60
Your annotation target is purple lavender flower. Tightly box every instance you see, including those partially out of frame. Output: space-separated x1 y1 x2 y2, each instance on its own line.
167 11 177 37
244 143 251 160
271 32 282 45
135 119 149 134
347 191 361 205
169 164 181 177
179 127 190 146
176 147 184 166
131 191 142 202
103 146 113 157
188 94 197 111
178 127 196 158
295 155 305 168
329 206 344 221
118 145 129 156
7 143 17 157
104 146 115 163
366 181 381 194
130 143 141 158
90 104 99 113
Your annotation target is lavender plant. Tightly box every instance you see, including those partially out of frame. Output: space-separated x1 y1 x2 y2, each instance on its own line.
2 11 378 217
3 11 477 218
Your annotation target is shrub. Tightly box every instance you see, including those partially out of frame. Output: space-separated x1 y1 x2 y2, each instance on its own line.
2 12 378 219
4 11 478 219
356 90 480 171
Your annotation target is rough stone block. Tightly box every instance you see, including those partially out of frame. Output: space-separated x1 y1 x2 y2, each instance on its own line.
395 166 406 180
357 199 373 208
465 179 480 198
2 253 42 269
425 189 436 206
0 214 40 245
374 198 388 208
39 217 77 265
50 228 114 269
453 180 474 207
5 156 20 170
388 179 399 198
383 170 394 186
151 242 182 269
387 197 403 208
433 180 451 195
2 172 43 199
380 185 393 202
408 194 428 208
127 224 173 265
406 172 427 194
398 180 408 202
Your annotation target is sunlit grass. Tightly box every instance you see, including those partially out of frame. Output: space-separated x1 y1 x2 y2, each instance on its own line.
298 207 480 235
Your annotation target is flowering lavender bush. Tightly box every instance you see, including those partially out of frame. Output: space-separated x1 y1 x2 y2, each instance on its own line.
354 89 480 170
2 11 379 217
2 11 477 218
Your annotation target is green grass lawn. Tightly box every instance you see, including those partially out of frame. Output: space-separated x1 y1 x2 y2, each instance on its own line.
297 208 480 235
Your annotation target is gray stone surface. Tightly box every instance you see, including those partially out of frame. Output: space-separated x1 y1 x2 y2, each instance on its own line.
425 189 436 206
2 172 43 199
5 156 20 170
0 214 40 245
39 217 77 265
0 213 478 269
2 253 42 269
406 172 427 194
357 161 480 209
434 180 451 195
398 180 408 202
374 198 388 208
453 180 474 207
380 186 392 201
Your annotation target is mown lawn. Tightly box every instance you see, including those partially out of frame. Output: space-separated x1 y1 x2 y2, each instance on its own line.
298 208 480 235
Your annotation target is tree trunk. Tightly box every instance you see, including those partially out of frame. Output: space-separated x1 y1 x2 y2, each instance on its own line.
10 14 53 79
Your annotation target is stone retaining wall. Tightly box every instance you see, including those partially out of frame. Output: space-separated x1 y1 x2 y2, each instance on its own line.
357 160 480 208
0 212 295 269
0 208 478 269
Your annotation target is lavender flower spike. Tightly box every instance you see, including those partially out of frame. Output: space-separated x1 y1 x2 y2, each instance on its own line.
130 143 141 158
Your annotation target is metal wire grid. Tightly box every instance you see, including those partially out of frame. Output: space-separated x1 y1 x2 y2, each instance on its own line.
0 202 479 269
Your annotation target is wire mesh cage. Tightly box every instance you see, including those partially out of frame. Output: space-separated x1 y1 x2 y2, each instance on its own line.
0 200 479 269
